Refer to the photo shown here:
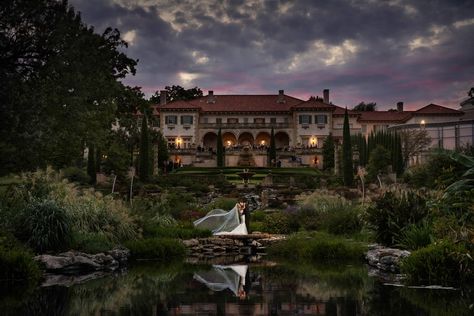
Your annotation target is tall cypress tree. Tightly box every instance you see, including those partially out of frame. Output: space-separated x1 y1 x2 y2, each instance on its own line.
139 115 150 181
342 108 353 186
322 133 335 171
217 128 224 167
269 128 277 166
87 143 96 184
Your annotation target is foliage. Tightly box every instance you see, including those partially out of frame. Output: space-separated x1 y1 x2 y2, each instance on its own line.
401 241 473 287
152 130 169 171
367 131 404 175
16 199 72 253
0 0 137 174
269 128 276 164
445 151 474 194
61 166 90 185
150 85 203 103
143 226 212 239
139 115 150 181
366 145 391 181
203 197 237 212
216 128 224 167
299 192 362 235
353 102 376 111
322 134 335 171
268 232 366 262
0 248 41 284
87 144 96 184
351 134 367 166
342 108 353 186
365 188 429 246
262 212 299 234
125 238 186 260
396 222 433 250
71 232 115 254
399 129 432 166
403 149 465 189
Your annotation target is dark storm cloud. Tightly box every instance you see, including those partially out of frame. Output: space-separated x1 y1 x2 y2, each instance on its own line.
69 0 474 108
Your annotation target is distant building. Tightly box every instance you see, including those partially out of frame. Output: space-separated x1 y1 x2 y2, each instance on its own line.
150 89 465 167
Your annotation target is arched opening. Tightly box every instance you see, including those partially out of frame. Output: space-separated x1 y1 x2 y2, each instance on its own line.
238 132 254 146
222 132 237 147
275 131 290 149
202 132 217 150
255 132 271 147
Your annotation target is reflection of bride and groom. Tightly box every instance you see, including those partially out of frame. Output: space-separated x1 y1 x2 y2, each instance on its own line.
193 265 250 299
193 200 248 235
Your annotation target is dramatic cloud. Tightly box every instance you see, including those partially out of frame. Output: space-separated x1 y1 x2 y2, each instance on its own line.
70 0 474 109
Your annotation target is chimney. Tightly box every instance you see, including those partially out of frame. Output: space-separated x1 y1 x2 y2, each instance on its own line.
160 90 167 105
207 90 215 103
323 89 330 103
277 89 285 103
397 101 404 112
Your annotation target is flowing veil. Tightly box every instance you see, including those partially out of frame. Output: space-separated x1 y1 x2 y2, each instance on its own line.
193 205 240 234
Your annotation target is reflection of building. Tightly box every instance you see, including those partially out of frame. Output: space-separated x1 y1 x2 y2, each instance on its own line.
152 89 465 167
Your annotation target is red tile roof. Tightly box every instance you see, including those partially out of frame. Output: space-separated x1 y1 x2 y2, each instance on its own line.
196 94 303 112
357 111 412 123
158 100 200 110
413 103 463 115
292 99 336 111
333 106 359 116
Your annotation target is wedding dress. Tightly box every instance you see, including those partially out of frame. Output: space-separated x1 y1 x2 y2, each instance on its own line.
193 265 248 296
193 205 248 235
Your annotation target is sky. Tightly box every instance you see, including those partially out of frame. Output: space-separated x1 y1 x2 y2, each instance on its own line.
69 0 474 110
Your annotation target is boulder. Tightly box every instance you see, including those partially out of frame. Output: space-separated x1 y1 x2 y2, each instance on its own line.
35 248 129 274
366 244 410 273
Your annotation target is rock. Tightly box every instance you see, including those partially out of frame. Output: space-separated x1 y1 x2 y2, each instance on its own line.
35 248 129 274
183 239 199 247
366 245 410 273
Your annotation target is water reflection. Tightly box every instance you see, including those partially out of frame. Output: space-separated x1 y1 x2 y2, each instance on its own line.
1 261 472 315
194 265 249 298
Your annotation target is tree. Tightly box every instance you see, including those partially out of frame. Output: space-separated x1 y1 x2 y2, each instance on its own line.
342 108 353 186
139 115 150 181
269 128 277 166
0 0 137 174
216 128 224 167
87 144 96 184
151 85 203 103
468 87 474 98
322 134 335 171
399 129 432 166
367 145 391 181
150 130 169 173
353 102 377 111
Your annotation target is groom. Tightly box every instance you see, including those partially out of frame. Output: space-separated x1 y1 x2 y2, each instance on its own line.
238 198 251 233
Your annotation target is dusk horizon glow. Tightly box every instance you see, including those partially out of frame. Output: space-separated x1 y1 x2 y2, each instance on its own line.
70 0 474 110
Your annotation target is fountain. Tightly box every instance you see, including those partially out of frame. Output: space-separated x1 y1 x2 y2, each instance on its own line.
237 169 255 186
237 146 256 167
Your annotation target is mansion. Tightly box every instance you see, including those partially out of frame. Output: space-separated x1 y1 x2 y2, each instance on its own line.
150 89 472 168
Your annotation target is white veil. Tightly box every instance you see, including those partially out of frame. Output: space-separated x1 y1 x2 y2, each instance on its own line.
193 265 248 296
193 205 240 234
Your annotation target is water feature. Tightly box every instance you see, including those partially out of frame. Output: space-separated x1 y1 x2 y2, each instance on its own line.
2 260 471 315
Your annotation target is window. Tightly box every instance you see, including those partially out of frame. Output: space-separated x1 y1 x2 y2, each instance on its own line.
243 117 249 124
165 115 177 125
298 115 312 124
315 115 327 124
254 118 265 124
180 115 193 125
201 117 208 123
227 118 238 123
216 118 222 124
284 117 289 123
270 117 277 124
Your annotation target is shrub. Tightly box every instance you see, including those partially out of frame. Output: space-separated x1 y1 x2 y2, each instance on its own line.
203 197 238 212
61 166 90 184
324 207 363 236
396 222 433 250
262 212 299 234
143 226 212 239
268 232 365 262
16 199 72 253
365 189 429 246
249 221 265 232
71 232 115 254
125 238 186 260
401 241 473 287
251 210 266 222
0 248 42 283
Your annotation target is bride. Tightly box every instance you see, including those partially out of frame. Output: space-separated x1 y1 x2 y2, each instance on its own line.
193 200 248 235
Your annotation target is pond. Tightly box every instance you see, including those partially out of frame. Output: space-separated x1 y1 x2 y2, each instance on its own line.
1 260 472 315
